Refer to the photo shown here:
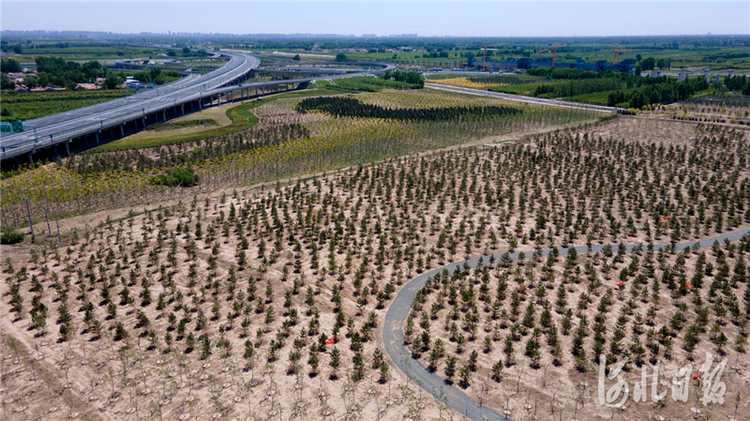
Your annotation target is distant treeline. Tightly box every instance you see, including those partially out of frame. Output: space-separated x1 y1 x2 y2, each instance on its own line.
297 97 521 121
608 77 709 108
530 73 659 98
0 56 179 90
533 78 622 97
380 70 424 88
527 67 616 80
724 74 750 94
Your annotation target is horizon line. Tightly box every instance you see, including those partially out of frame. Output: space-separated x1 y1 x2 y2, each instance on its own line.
2 30 749 38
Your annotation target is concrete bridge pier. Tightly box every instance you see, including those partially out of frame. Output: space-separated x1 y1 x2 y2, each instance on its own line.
65 142 70 155
95 131 100 145
181 103 185 116
163 110 167 121
120 125 125 138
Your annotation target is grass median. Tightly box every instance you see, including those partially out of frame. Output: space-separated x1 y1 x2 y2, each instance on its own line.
91 88 339 152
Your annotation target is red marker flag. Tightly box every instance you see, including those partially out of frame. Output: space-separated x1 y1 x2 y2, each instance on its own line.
663 216 669 221
616 281 624 287
686 282 691 288
692 363 703 380
325 338 334 345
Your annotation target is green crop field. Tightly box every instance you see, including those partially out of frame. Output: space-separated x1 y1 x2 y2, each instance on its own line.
0 89 134 122
327 76 422 92
488 80 569 96
6 44 168 62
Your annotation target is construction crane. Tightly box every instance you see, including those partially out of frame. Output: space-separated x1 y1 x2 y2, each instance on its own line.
550 42 567 68
538 47 549 59
482 42 507 71
613 45 632 64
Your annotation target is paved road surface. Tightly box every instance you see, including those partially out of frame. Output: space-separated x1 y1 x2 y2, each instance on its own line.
1 53 395 161
0 51 260 155
383 227 750 421
426 83 621 113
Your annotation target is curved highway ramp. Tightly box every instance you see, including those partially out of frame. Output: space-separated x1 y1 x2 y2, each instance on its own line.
0 51 395 167
0 51 260 165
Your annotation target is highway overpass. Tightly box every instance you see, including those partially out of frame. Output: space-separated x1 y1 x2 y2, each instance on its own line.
0 52 393 166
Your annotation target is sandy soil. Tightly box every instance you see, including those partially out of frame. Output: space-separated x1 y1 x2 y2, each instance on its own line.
2 112 749 421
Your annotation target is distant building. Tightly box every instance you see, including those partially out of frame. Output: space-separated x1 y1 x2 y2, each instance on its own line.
30 86 65 92
39 87 65 92
123 79 149 90
74 83 101 90
14 85 28 93
6 72 26 83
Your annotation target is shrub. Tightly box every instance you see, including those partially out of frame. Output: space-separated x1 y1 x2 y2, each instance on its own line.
149 167 199 187
1 227 24 245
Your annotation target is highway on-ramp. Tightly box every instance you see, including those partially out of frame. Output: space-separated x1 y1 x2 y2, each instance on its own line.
0 51 260 159
0 52 395 162
382 226 750 421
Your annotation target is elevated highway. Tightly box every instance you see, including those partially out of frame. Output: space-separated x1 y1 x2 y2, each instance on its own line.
0 51 394 165
1 51 259 163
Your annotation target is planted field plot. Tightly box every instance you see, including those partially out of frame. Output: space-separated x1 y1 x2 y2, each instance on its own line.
356 88 504 108
251 97 331 128
1 89 602 228
431 77 509 89
326 76 421 93
428 74 548 90
654 100 750 127
0 90 133 122
356 88 519 110
1 115 749 421
94 90 340 152
406 233 750 421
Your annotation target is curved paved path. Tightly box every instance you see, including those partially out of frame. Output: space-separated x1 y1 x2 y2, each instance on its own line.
426 83 620 113
383 227 750 421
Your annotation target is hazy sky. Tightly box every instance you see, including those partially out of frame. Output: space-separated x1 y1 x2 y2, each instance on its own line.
2 1 749 37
